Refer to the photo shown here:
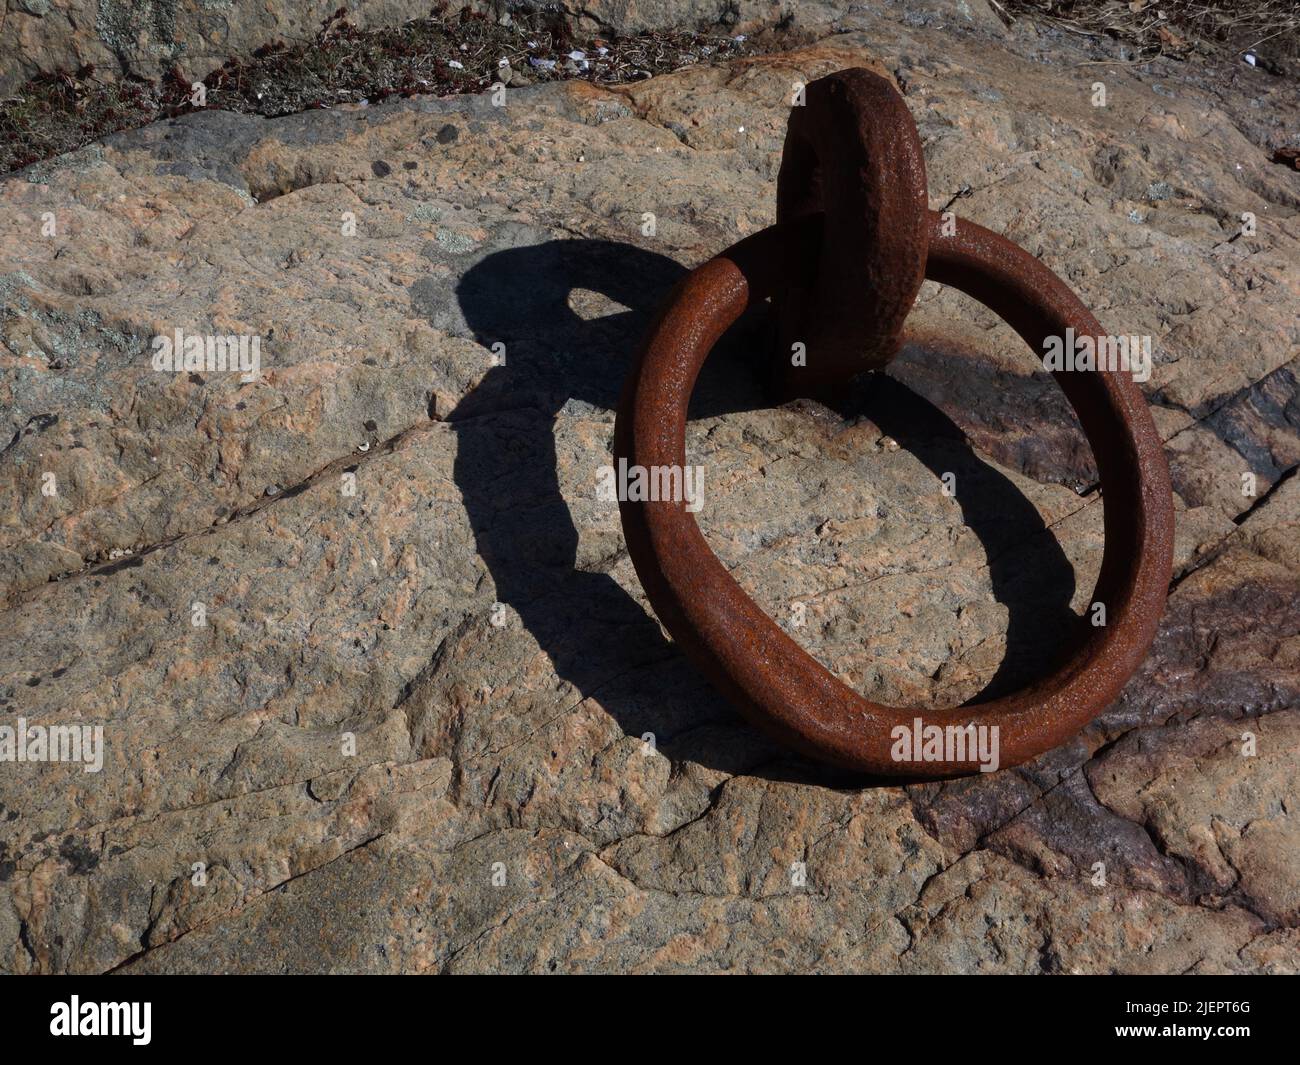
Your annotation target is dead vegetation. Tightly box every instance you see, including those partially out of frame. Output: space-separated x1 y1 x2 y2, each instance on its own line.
1 5 761 176
1002 0 1300 68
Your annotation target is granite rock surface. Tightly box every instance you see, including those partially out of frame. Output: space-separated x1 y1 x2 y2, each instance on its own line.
0 6 1297 972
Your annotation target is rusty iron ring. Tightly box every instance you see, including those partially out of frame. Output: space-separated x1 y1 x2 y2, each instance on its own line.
613 209 1175 777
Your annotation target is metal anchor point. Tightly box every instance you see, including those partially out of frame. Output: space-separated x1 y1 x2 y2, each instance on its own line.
614 68 1175 778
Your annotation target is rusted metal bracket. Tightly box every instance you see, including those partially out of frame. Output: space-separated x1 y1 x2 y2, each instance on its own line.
614 68 1175 778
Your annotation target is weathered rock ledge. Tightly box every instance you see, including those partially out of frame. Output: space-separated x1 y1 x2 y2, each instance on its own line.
0 4 1297 972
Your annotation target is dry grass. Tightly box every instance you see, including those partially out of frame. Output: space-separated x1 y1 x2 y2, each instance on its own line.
1001 0 1300 66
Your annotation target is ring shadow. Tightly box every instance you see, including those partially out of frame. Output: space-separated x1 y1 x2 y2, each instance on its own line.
444 237 1085 784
